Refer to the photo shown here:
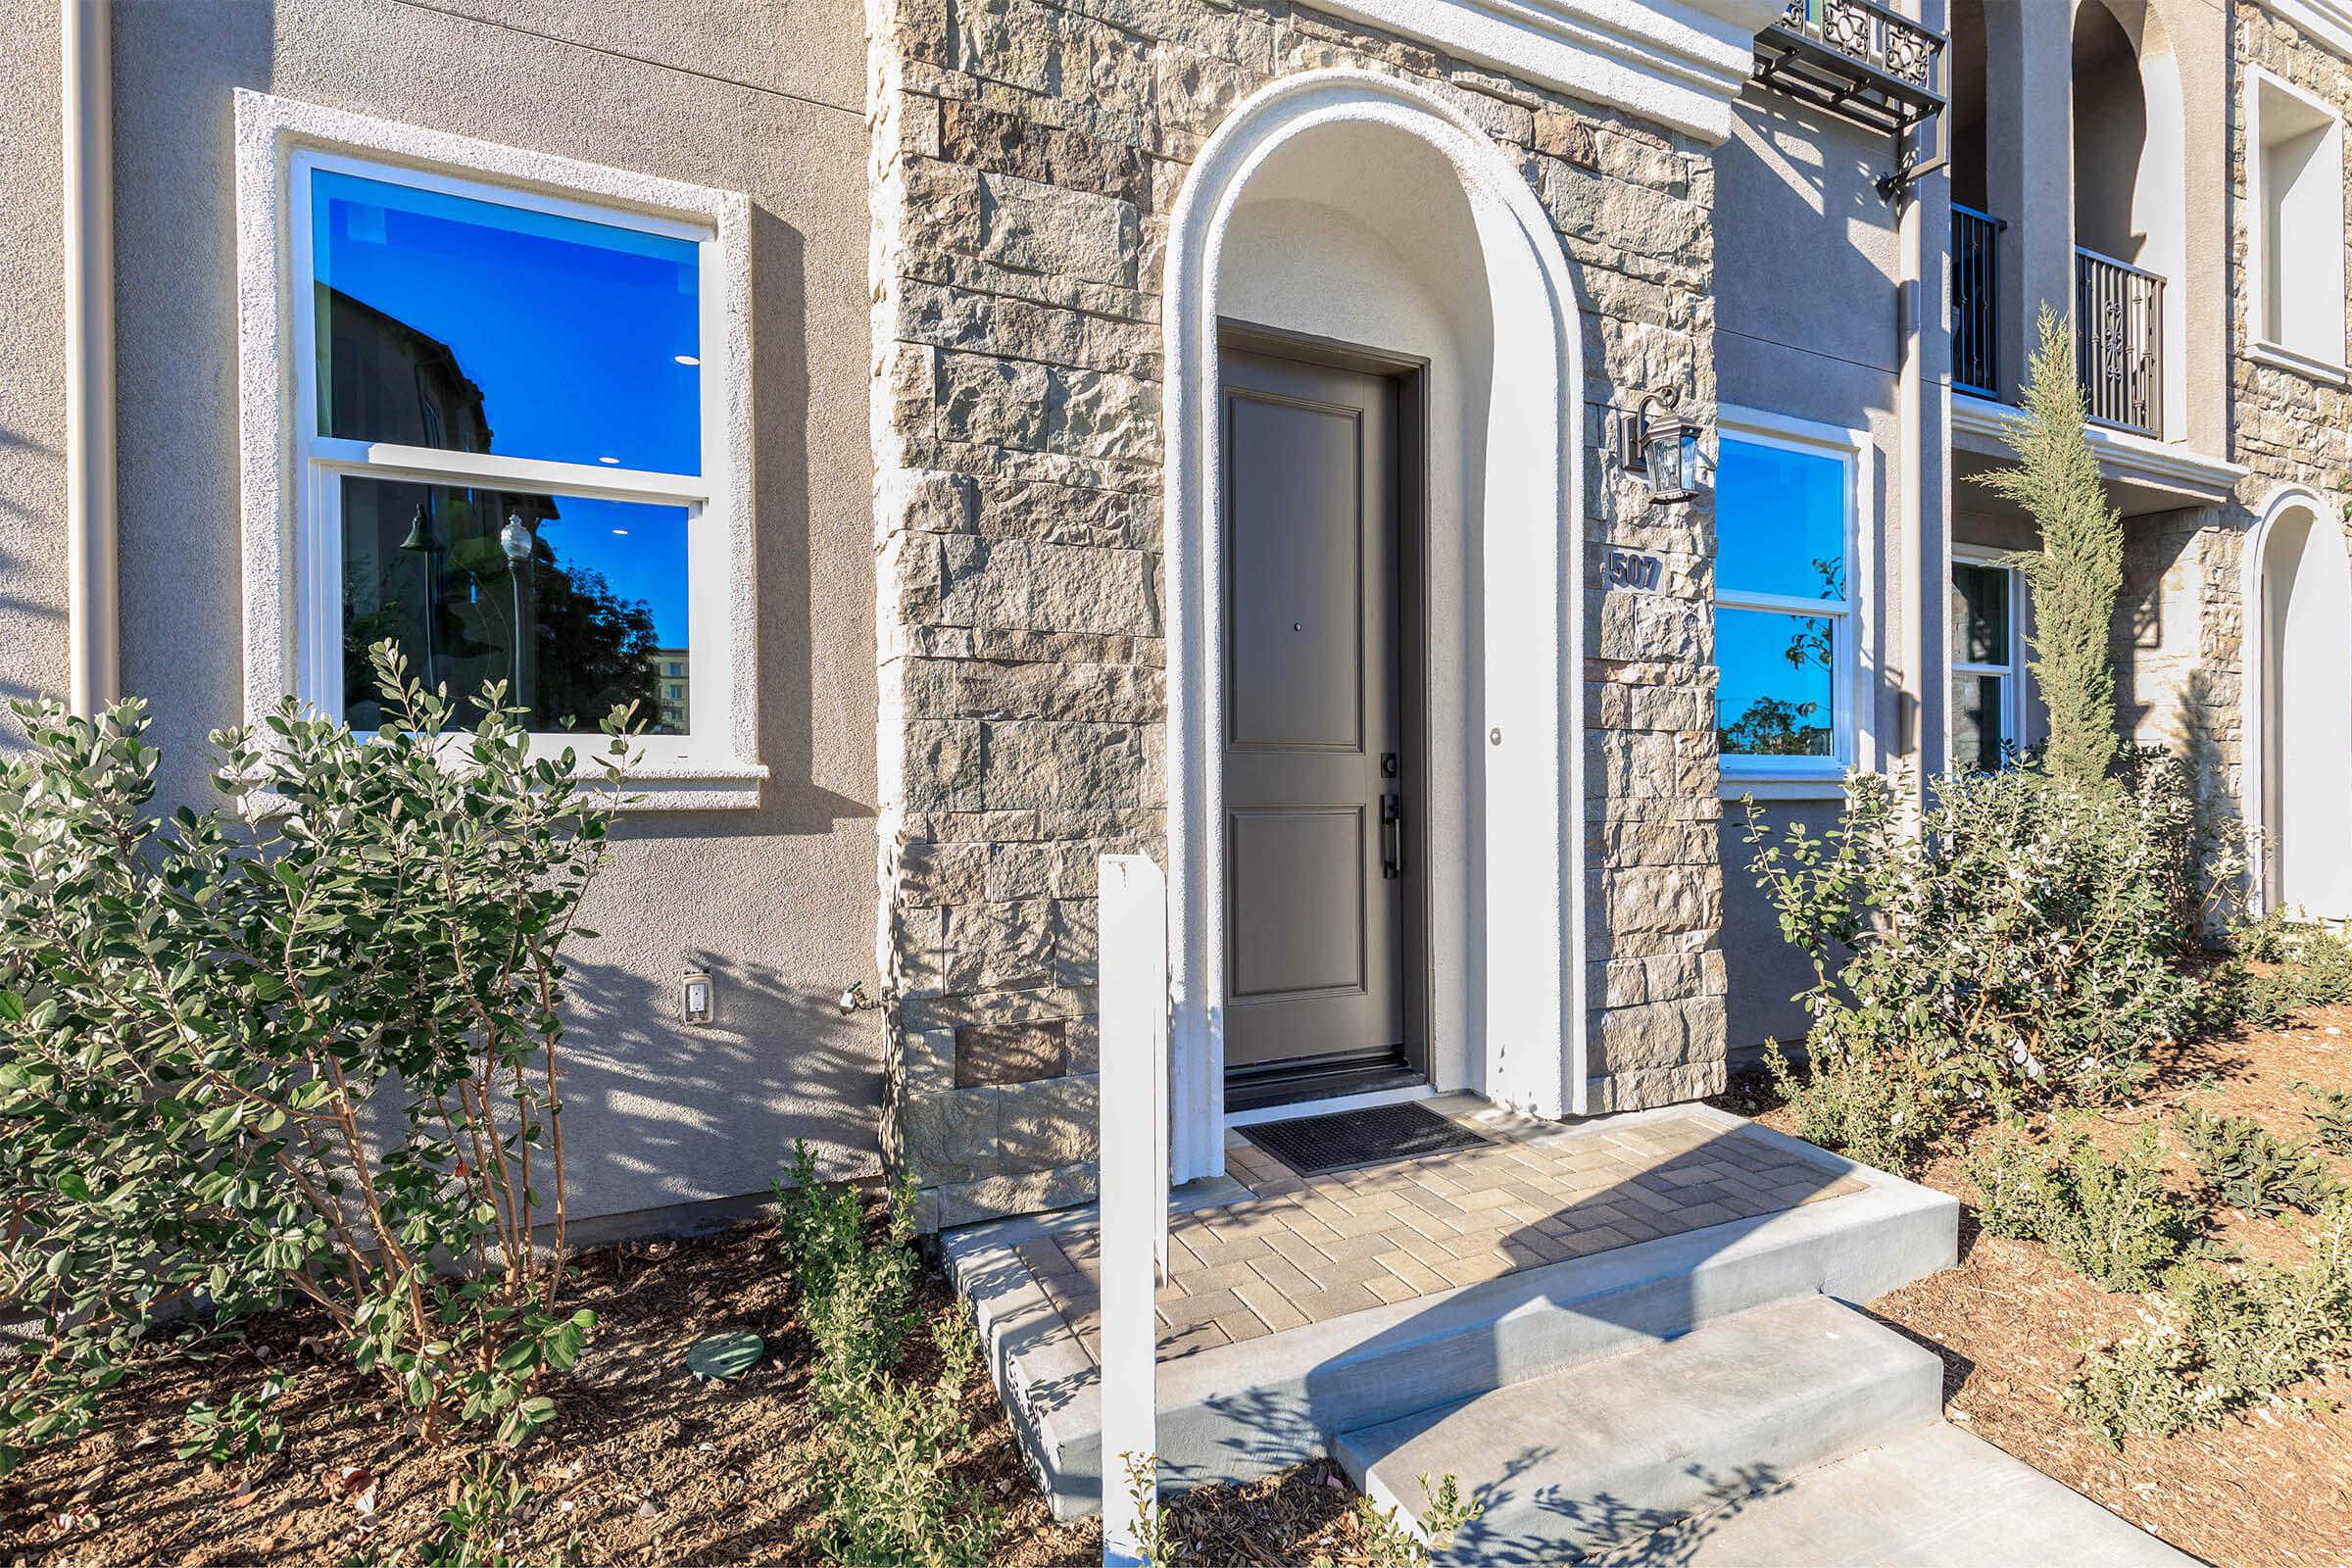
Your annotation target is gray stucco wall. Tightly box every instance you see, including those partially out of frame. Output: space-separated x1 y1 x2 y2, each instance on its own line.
1709 83 1911 1056
1 0 884 1228
0 1 69 712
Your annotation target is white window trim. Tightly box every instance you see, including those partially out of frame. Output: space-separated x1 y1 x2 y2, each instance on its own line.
2244 66 2349 381
1714 406 1873 793
1948 543 2025 771
233 90 761 809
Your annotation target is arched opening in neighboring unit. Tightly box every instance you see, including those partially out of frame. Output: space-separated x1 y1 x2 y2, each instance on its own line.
2071 0 2185 437
2247 486 2352 920
1160 72 1587 1179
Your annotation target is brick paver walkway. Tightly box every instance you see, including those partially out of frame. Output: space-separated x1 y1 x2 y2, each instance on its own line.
1013 1104 1867 1365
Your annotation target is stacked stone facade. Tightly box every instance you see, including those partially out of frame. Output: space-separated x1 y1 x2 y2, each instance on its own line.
867 0 1725 1226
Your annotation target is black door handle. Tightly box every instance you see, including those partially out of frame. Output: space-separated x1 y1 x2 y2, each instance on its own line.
1380 793 1403 880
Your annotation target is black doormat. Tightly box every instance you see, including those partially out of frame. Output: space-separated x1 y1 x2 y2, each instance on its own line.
1239 1102 1494 1177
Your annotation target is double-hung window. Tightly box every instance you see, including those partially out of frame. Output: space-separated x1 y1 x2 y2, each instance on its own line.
1714 413 1863 786
237 93 760 806
1950 547 2025 771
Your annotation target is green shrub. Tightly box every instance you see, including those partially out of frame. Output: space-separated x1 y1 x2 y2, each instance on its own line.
1766 1039 1932 1178
2067 1204 2352 1446
773 1143 921 1402
807 1308 998 1568
775 1147 1000 1565
0 647 628 1473
1964 1122 2194 1291
2241 922 2352 1028
1745 760 2217 1171
2298 1082 2352 1155
2177 1108 2345 1217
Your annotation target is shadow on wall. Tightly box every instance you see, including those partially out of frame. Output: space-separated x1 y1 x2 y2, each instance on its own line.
558 951 885 1223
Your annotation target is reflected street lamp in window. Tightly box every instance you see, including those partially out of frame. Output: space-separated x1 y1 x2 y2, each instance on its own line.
501 513 536 719
1613 387 1702 508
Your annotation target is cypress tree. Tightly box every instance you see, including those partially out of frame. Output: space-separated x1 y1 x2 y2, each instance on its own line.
1974 307 2124 785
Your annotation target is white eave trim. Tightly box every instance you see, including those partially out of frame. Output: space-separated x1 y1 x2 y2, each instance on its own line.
1950 393 2248 506
2265 0 2352 59
1304 0 1788 143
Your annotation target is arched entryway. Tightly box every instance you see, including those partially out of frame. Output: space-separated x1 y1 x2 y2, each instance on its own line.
1160 71 1587 1180
2246 484 2352 920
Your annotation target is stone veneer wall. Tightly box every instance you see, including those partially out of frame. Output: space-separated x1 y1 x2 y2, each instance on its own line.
866 0 1726 1227
2204 4 2352 859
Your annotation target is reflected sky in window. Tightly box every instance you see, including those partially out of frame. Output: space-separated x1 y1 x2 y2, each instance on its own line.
1716 437 1845 601
313 170 702 477
311 170 701 650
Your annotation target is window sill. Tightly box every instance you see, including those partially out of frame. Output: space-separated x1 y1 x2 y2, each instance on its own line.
236 755 767 817
2247 339 2352 387
1720 776 1847 802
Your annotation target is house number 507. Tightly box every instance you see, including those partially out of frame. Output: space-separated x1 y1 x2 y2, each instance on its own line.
1605 547 1664 593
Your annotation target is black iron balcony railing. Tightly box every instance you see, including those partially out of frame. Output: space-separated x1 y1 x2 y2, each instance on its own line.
1951 204 2003 399
1753 0 1946 137
2075 247 2164 438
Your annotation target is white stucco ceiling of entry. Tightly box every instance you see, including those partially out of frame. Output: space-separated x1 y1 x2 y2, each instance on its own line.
1160 69 1589 1183
1305 0 1792 143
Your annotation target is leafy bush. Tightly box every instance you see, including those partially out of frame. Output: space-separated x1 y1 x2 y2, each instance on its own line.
0 647 630 1472
2177 1108 2345 1217
1745 760 2217 1171
774 1146 1000 1566
2067 1204 2352 1446
2239 921 2352 1028
1327 1472 1487 1568
1964 1122 2194 1291
2298 1082 2352 1155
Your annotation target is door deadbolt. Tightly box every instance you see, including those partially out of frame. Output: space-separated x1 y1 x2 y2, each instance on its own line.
1381 752 1399 779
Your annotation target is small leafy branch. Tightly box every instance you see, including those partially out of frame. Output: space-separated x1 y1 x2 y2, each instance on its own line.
2297 1082 2352 1155
774 1144 1001 1568
2177 1109 2345 1218
1965 1121 2195 1292
0 644 634 1472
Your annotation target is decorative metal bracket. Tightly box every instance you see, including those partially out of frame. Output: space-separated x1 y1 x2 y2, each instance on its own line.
1752 0 1947 205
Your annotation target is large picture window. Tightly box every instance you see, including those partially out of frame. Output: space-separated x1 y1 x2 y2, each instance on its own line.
238 93 759 807
1714 416 1861 782
297 156 710 740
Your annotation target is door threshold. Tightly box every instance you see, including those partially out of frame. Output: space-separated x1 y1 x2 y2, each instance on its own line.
1225 1081 1437 1129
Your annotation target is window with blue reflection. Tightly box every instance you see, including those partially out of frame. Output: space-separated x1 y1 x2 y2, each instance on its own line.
1715 431 1852 764
1714 438 1846 602
340 478 690 735
312 170 702 474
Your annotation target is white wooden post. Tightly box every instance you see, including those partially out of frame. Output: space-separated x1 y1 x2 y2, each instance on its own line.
1098 854 1169 1568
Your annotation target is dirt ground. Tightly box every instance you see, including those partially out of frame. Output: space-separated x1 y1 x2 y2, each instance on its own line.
1716 1001 2352 1568
16 1008 2352 1566
0 1212 1377 1566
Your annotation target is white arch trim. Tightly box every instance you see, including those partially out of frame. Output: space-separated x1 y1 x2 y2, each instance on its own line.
1161 70 1589 1181
2242 480 2345 916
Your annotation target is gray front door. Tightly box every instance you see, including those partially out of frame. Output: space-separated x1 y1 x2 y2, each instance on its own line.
1220 346 1407 1077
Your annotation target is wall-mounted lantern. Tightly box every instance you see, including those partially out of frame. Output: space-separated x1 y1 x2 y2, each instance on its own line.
1612 388 1701 508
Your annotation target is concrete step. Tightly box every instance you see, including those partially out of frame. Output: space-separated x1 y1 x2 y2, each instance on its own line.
1336 1295 1945 1562
945 1113 1958 1519
1592 1421 2199 1568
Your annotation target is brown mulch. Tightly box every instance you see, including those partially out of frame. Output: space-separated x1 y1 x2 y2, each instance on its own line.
1713 1002 2352 1568
0 1210 1381 1566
